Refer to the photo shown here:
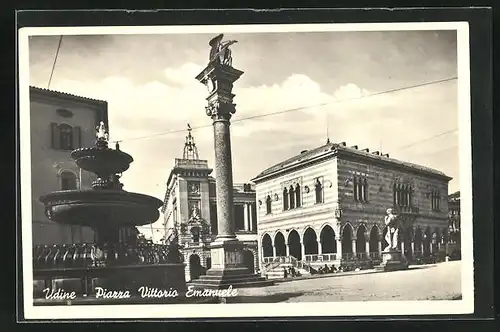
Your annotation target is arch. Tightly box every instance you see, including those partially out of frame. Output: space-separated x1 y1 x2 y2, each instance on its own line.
369 225 380 252
414 227 423 254
403 227 414 258
295 183 301 207
423 226 432 256
303 227 318 255
283 188 289 210
288 229 301 260
356 224 367 253
189 254 202 281
261 233 273 258
442 227 449 244
265 195 272 214
60 170 78 190
320 225 337 254
274 232 286 256
341 223 354 254
289 185 295 209
243 249 255 273
433 227 441 251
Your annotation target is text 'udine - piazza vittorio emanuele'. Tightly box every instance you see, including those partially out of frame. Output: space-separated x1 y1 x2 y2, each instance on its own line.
42 286 239 300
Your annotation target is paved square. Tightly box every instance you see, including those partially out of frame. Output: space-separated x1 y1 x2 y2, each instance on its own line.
231 261 462 303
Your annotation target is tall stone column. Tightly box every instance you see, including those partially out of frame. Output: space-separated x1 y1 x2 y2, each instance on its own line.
190 35 271 289
317 240 322 255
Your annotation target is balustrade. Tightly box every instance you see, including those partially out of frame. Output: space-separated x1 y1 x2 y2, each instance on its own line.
33 242 183 270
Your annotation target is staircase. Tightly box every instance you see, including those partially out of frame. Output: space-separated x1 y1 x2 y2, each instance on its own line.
262 256 315 279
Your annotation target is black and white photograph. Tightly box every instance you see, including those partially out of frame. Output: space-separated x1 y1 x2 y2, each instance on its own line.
18 20 474 319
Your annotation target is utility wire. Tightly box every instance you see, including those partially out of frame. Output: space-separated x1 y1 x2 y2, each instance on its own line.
47 35 63 90
393 128 458 151
110 76 458 144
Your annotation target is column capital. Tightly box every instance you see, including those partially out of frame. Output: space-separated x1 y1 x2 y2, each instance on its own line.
196 63 244 122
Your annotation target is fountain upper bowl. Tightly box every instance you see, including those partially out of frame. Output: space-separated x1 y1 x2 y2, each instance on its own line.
71 147 133 175
39 189 163 227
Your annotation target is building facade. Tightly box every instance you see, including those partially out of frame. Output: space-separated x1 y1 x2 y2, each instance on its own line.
252 141 452 269
161 126 258 282
30 86 108 246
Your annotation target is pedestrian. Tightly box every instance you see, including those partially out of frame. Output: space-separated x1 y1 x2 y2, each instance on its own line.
283 267 288 278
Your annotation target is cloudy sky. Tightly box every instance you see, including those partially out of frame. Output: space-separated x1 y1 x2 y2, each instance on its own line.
28 29 460 239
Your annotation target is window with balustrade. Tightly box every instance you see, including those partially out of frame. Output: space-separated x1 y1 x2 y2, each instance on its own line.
282 180 302 211
393 182 413 207
431 189 441 211
353 176 369 202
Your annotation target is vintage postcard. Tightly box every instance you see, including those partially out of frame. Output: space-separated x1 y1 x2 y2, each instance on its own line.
18 20 473 320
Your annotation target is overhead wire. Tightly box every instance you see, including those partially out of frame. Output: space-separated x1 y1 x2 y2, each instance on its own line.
47 35 63 90
109 76 458 144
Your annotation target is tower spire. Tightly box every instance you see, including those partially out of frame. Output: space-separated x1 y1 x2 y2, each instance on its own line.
183 123 200 160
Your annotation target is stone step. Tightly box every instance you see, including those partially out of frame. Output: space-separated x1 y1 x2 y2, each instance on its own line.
188 278 273 289
192 275 268 285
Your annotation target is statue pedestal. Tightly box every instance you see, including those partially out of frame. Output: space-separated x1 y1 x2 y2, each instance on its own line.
376 250 409 272
188 239 273 289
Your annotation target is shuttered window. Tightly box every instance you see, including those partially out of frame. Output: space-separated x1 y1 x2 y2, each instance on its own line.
50 123 82 150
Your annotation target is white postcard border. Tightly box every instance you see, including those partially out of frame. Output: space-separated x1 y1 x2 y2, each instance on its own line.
19 21 474 319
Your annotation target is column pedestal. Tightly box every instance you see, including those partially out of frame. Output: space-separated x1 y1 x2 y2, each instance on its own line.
189 240 272 289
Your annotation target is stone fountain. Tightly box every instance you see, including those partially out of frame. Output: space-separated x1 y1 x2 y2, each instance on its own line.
33 122 188 305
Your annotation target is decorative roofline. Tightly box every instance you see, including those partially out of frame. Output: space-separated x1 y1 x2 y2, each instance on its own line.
29 85 109 129
252 143 452 184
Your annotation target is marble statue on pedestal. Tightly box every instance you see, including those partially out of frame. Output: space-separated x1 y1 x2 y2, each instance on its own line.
384 208 400 252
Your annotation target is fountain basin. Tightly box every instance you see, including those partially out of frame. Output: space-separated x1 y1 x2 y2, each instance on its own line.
40 189 163 227
71 147 133 175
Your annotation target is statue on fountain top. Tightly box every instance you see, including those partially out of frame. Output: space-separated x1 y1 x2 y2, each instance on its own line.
209 33 238 66
96 121 109 141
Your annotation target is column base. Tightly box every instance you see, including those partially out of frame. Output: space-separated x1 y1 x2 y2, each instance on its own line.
375 250 409 272
188 238 273 289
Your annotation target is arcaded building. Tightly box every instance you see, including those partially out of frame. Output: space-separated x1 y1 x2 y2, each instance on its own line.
29 86 108 246
251 140 452 269
162 126 258 282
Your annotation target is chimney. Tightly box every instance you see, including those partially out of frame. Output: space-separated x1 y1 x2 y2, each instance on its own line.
361 148 369 153
340 142 346 146
351 145 358 149
300 150 308 154
372 151 380 155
